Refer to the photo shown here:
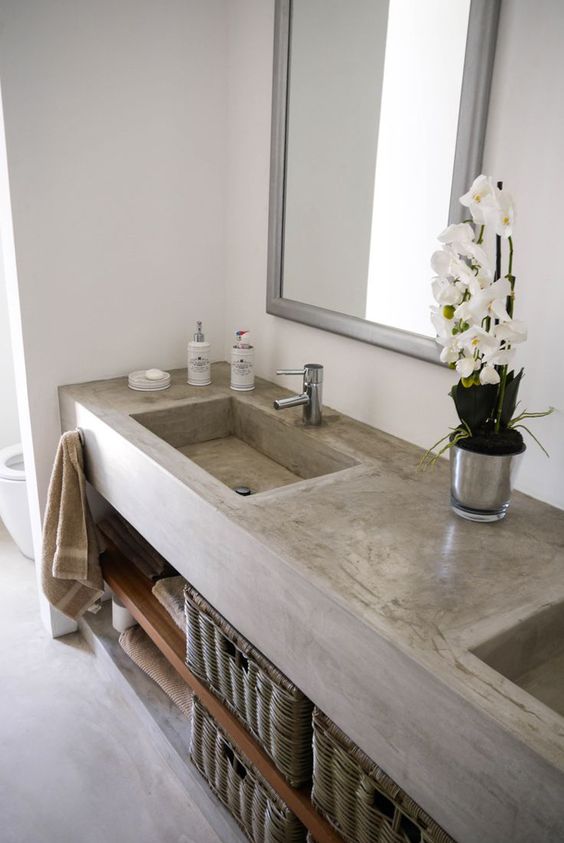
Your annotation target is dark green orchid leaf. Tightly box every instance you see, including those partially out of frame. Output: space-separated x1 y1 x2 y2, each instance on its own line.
449 381 497 433
500 368 523 426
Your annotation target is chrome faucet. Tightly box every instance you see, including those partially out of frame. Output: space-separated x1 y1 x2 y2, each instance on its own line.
273 363 324 426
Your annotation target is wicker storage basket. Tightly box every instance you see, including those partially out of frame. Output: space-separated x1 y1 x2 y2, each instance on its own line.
190 696 307 843
185 584 313 787
311 709 455 843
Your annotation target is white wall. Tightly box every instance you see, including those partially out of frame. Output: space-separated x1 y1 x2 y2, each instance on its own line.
482 0 564 506
224 0 564 510
0 250 20 448
0 0 227 632
0 0 226 509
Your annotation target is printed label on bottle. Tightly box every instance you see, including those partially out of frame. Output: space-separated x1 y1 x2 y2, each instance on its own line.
188 347 211 385
230 348 254 391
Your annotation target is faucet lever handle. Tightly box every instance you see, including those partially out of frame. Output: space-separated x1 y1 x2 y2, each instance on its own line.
276 364 323 385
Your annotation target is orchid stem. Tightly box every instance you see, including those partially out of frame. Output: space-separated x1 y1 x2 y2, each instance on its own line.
494 184 505 434
494 197 515 434
506 236 515 320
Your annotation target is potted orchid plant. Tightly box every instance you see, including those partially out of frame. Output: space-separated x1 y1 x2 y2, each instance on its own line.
422 175 552 521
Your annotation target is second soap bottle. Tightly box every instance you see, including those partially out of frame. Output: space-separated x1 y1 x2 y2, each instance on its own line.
230 330 255 391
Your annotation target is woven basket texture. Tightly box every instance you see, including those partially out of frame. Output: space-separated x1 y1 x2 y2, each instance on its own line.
311 710 455 843
185 584 313 787
190 696 307 843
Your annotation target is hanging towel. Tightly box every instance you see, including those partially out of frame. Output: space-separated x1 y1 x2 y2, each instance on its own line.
119 625 192 718
41 431 104 619
152 575 187 631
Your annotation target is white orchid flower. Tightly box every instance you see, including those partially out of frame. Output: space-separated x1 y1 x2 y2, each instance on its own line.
459 174 496 224
455 353 478 379
439 223 492 271
482 347 515 368
441 348 459 364
456 239 491 268
430 305 453 337
449 256 476 286
438 222 475 245
432 243 485 289
430 249 451 276
494 318 527 344
467 277 512 323
431 277 463 306
490 189 514 238
459 325 500 357
440 343 460 364
453 300 478 324
467 265 494 295
431 309 461 365
430 307 447 338
479 365 500 385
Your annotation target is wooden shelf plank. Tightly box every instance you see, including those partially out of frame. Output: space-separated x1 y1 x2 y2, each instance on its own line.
101 541 342 843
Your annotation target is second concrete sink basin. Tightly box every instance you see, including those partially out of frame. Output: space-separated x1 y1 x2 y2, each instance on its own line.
472 601 564 718
131 396 357 495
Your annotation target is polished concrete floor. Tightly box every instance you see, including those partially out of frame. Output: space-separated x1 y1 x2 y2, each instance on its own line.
0 521 226 843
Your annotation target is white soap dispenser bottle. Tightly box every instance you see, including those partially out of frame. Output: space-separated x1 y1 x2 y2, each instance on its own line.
230 330 255 391
187 321 211 386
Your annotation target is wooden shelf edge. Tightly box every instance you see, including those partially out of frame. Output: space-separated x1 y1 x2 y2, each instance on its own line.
100 541 343 843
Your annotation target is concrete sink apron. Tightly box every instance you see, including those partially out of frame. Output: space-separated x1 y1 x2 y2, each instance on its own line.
59 363 564 843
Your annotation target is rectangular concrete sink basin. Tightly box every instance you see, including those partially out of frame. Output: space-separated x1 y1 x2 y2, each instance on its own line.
472 602 564 718
131 396 357 495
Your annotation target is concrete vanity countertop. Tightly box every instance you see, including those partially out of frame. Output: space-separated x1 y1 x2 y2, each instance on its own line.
59 363 564 843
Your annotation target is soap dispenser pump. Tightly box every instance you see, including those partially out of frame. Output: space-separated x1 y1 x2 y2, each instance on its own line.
187 321 211 386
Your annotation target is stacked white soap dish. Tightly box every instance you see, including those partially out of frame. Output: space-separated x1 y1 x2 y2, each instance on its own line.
128 369 171 391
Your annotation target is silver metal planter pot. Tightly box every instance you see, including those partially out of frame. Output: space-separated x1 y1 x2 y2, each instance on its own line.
450 443 526 522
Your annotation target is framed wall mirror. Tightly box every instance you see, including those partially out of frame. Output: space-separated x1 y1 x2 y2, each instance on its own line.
267 0 501 364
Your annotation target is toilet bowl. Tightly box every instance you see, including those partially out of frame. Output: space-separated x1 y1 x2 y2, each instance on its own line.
0 444 34 559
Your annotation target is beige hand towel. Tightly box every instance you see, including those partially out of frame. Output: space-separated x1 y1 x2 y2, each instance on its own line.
152 575 187 631
41 431 104 619
119 625 192 718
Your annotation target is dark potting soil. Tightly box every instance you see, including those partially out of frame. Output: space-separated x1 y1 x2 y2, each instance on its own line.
456 428 525 456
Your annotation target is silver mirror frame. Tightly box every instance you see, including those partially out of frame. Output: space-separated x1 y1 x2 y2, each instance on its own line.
267 0 501 365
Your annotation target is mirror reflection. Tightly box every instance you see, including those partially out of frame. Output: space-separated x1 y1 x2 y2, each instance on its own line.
282 0 472 338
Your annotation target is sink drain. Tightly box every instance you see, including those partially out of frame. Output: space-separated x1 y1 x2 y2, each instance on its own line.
233 485 253 496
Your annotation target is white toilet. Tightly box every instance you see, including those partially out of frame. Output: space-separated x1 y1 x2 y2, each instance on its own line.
0 443 34 559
